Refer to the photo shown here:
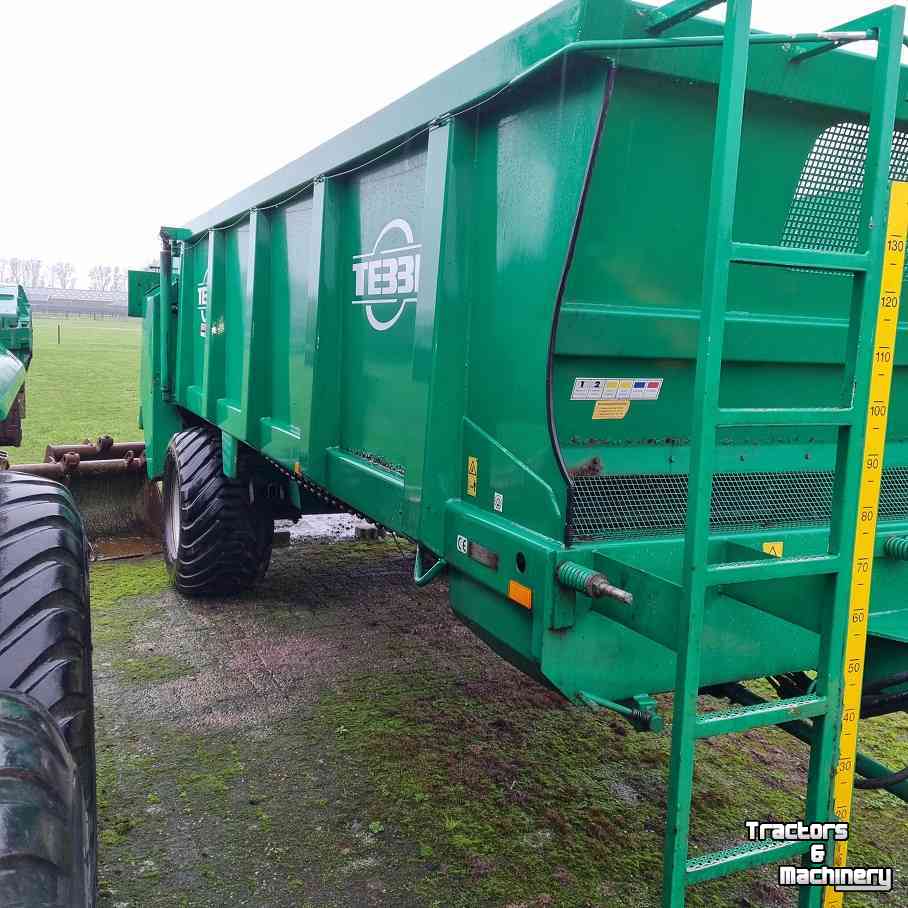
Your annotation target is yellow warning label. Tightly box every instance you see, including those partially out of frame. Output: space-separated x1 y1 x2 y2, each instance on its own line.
824 181 908 908
762 541 784 558
593 400 630 420
466 456 478 497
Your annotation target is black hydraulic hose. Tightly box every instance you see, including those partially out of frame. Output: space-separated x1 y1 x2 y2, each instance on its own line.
545 61 617 545
855 764 908 790
861 691 908 718
854 669 908 788
863 670 908 695
859 671 908 719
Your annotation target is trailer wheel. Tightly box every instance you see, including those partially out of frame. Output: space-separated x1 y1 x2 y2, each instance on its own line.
0 471 96 905
163 427 273 596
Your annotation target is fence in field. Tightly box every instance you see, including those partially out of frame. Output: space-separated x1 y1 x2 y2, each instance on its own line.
34 308 128 320
25 288 129 320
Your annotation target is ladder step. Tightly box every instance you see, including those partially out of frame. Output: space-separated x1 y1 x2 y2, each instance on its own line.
730 242 869 273
694 694 827 738
705 553 842 586
717 407 854 427
686 839 812 885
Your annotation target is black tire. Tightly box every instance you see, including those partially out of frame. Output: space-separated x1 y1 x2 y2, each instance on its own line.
162 427 273 596
0 471 95 905
0 692 94 907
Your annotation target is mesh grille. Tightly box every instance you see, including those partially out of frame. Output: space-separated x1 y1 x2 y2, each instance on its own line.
781 123 908 254
570 467 908 540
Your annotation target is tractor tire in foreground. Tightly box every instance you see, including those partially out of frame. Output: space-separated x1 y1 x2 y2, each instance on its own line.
163 427 273 596
0 471 96 907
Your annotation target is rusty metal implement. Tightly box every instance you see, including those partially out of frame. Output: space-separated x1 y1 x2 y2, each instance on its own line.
1 435 161 538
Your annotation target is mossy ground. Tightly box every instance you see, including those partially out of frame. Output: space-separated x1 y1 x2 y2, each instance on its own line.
93 545 908 907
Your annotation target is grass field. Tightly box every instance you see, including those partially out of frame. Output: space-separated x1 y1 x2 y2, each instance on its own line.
9 317 908 905
14 317 141 463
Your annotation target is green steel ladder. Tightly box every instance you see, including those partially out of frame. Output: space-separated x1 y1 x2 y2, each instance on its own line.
644 1 908 906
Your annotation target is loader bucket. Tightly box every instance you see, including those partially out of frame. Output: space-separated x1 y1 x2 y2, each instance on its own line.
3 435 162 539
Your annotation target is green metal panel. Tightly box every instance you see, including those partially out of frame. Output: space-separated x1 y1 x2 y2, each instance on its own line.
201 230 226 424
173 243 196 407
340 143 428 507
305 178 344 481
553 66 908 482
411 118 470 550
179 235 209 416
240 210 270 446
219 223 249 438
260 194 314 466
137 287 184 478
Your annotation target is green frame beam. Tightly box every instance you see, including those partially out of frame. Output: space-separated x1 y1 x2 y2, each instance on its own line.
647 0 726 35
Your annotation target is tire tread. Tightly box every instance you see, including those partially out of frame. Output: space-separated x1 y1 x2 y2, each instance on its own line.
0 472 95 905
164 427 272 596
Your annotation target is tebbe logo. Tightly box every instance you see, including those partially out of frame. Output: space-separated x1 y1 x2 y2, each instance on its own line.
351 218 421 331
197 285 208 337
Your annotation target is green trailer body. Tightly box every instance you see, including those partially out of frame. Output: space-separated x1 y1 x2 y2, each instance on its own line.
132 1 908 903
0 283 32 443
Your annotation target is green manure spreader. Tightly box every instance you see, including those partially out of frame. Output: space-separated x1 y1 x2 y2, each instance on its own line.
130 1 908 904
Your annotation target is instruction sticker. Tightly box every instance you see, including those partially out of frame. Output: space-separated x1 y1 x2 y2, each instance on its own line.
571 377 663 401
571 378 606 400
593 400 630 420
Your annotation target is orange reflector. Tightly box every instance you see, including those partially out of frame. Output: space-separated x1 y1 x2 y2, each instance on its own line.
508 580 533 609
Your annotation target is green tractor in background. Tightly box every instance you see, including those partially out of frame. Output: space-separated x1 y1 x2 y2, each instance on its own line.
0 284 97 906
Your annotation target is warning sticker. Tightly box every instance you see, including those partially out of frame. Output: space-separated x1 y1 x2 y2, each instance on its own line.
593 400 630 420
762 541 784 558
572 377 663 401
466 456 478 497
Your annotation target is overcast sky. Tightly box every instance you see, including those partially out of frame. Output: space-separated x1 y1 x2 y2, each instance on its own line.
2 1 906 287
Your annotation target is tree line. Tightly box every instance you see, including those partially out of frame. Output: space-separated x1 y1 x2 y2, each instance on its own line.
0 258 130 292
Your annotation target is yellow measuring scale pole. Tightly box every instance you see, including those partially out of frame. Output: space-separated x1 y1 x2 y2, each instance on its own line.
825 180 908 908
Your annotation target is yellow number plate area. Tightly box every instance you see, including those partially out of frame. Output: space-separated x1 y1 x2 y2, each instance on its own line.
825 181 908 908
